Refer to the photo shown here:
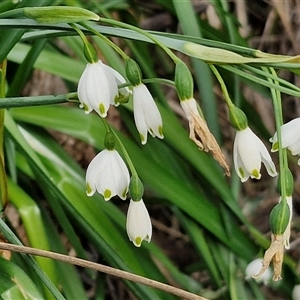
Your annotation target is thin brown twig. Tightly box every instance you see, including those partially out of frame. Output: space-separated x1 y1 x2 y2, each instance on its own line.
0 242 207 300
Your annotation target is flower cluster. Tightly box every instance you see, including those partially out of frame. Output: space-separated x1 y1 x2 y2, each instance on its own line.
243 116 300 282
86 145 152 247
76 29 299 285
77 57 161 247
78 59 163 145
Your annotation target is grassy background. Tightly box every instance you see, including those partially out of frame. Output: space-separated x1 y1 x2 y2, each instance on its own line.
1 0 300 299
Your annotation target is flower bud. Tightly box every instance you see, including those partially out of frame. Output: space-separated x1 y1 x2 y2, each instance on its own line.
24 6 99 24
229 105 248 131
269 200 290 235
125 59 142 86
104 132 115 150
175 61 194 101
129 175 144 201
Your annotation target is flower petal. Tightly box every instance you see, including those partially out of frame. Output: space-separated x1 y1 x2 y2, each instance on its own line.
234 128 262 180
271 118 300 151
245 258 272 285
78 60 122 118
86 149 130 200
233 138 250 182
234 127 277 181
104 64 131 98
126 199 152 247
133 84 163 144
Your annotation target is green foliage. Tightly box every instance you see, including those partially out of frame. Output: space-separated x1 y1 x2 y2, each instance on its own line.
0 1 298 299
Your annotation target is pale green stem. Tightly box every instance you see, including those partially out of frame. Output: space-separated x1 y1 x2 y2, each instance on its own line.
264 67 288 203
118 77 174 90
209 64 234 107
112 129 139 178
99 118 138 177
79 22 130 60
99 17 180 64
0 92 78 108
69 23 97 63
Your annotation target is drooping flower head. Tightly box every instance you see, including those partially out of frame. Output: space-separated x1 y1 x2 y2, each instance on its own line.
125 58 163 145
126 199 152 247
270 117 300 165
132 83 163 145
86 148 130 200
78 60 130 118
233 127 277 182
126 175 152 247
86 132 130 200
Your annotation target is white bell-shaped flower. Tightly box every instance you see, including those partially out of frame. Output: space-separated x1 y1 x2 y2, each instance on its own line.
245 258 272 285
270 118 300 165
78 60 129 118
132 83 163 145
233 127 277 182
126 199 152 247
86 149 130 200
292 284 300 300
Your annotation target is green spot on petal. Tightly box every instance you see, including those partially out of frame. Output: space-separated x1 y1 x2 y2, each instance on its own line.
83 103 89 112
251 169 260 179
134 237 142 247
103 189 112 200
121 188 127 199
99 103 106 116
238 167 244 179
86 183 92 195
272 142 279 152
140 133 146 144
158 125 163 137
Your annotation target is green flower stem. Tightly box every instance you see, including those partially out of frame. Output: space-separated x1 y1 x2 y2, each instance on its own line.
99 17 180 64
114 78 174 91
265 67 289 202
98 118 138 177
79 22 130 60
113 130 139 177
242 64 300 94
209 64 234 108
142 78 174 87
0 93 78 108
69 23 97 63
99 117 111 135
